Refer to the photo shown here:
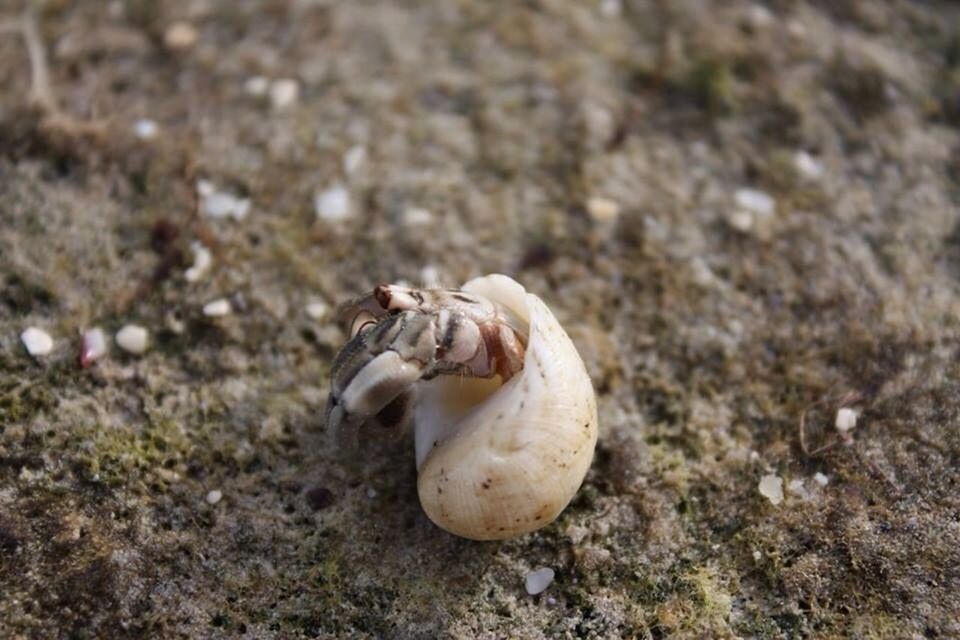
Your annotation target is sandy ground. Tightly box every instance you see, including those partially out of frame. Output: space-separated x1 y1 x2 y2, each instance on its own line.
1 1 959 638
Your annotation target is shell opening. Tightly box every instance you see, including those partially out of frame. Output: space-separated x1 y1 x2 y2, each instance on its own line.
413 374 505 469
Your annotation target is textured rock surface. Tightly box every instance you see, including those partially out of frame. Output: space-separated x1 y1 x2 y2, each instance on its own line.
1 1 959 638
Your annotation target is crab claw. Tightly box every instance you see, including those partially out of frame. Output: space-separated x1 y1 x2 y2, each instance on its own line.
326 349 425 449
326 311 437 450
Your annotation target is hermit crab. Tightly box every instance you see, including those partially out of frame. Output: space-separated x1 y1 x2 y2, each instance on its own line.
326 274 598 540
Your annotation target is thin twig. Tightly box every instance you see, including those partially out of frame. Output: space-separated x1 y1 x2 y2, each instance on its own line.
20 3 56 112
2 3 108 137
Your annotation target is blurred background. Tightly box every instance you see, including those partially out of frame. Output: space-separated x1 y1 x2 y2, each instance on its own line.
1 1 959 638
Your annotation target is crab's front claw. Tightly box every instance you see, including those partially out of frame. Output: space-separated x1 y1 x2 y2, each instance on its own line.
326 349 425 450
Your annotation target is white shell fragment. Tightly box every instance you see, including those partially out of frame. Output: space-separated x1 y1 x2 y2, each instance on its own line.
199 180 250 221
758 474 784 505
205 489 223 505
402 207 433 227
133 119 159 140
794 151 824 181
305 300 329 320
315 184 351 222
748 4 774 29
414 275 599 540
731 188 776 233
728 210 755 233
196 179 215 198
586 196 621 224
203 298 232 317
202 189 251 222
164 21 198 50
244 75 270 96
116 324 149 354
343 145 367 174
525 568 555 595
600 0 622 17
269 78 300 109
735 188 776 216
835 408 858 434
21 327 53 357
80 327 108 366
185 241 213 282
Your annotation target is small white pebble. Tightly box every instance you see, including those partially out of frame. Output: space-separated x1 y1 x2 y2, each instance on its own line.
80 327 108 366
599 0 622 17
787 20 807 40
835 408 858 434
366 487 377 499
203 298 232 317
233 199 251 221
116 325 149 354
582 101 615 146
749 451 760 462
133 119 159 140
343 145 367 175
586 196 621 224
787 479 807 498
747 4 774 29
402 207 433 227
525 568 555 596
21 327 53 357
813 472 829 487
794 151 824 181
158 468 181 483
305 300 329 321
734 188 776 216
731 188 776 234
269 78 300 109
202 189 251 222
753 550 762 561
185 241 213 283
202 193 235 219
196 179 215 198
205 489 223 505
315 184 351 222
244 75 270 97
728 209 756 232
689 257 720 288
546 596 557 606
164 21 198 50
758 474 784 506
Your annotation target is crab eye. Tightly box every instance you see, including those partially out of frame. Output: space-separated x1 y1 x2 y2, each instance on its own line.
349 311 378 338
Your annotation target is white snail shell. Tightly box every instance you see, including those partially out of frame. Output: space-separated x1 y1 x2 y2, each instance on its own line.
413 275 599 541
